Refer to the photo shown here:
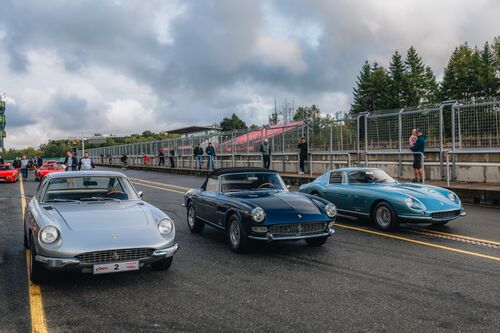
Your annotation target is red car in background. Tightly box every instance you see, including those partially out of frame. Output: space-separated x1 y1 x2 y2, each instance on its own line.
0 163 20 183
34 161 65 181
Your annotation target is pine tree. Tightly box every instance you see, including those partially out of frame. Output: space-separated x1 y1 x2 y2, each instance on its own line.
351 61 372 114
369 62 391 110
422 66 439 104
403 46 427 107
478 42 498 97
387 51 405 109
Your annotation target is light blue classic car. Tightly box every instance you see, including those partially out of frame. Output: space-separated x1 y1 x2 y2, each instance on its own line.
299 167 466 230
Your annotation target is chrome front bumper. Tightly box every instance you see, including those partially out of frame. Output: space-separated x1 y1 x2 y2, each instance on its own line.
35 243 179 269
248 228 334 241
399 210 466 223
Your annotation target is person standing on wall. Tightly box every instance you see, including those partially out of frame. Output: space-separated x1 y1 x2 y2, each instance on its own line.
168 147 175 168
297 137 308 175
205 142 216 170
78 152 95 170
260 139 271 169
193 144 204 169
410 128 426 183
20 155 29 180
64 151 78 171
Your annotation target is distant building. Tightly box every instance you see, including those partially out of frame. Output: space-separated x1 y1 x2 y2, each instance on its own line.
166 125 222 139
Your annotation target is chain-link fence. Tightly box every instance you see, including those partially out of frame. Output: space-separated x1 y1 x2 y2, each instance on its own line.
84 98 500 179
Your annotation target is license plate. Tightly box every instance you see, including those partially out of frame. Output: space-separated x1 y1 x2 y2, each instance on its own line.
93 261 139 275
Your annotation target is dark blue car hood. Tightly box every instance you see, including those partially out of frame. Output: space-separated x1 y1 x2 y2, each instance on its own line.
226 191 327 224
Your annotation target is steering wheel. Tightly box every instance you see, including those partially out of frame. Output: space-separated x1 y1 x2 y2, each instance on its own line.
105 189 125 196
257 182 275 189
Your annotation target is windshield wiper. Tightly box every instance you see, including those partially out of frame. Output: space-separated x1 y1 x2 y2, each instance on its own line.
80 197 121 202
46 199 81 203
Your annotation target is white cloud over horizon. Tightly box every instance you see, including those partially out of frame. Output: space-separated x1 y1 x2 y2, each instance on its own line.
0 0 498 149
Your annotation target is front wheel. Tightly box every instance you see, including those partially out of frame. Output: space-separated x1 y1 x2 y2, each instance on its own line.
29 237 49 284
372 202 399 231
305 236 328 247
187 203 204 233
151 257 173 271
227 215 250 253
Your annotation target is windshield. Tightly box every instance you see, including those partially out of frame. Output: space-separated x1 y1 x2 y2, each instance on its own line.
348 169 396 184
0 165 13 170
42 176 139 202
220 173 287 193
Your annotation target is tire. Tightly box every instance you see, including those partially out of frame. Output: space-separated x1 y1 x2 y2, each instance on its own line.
305 236 328 247
151 257 173 271
29 236 49 284
227 215 250 253
372 202 399 231
187 203 204 233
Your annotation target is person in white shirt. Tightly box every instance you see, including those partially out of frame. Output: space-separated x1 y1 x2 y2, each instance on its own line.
78 152 95 171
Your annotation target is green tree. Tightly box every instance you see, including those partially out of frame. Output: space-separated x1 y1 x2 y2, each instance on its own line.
40 140 70 158
220 113 248 131
387 51 406 109
478 42 498 97
403 46 428 106
293 104 321 121
268 111 279 125
422 66 439 103
351 61 373 114
369 62 391 110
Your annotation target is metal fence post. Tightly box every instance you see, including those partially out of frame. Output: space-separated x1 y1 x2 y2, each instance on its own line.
451 102 457 180
398 108 403 178
364 113 369 166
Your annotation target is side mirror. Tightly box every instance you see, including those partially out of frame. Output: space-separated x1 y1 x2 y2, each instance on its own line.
137 191 143 198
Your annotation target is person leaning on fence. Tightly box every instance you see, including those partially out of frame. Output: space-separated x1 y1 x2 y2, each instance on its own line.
193 144 204 169
260 139 271 169
297 138 308 175
205 142 216 170
410 128 426 183
120 153 128 170
168 147 175 168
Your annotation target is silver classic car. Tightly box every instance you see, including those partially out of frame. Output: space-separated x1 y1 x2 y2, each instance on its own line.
24 171 178 283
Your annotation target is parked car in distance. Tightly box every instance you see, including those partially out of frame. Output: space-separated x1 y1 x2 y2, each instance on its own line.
184 168 336 253
35 161 65 181
24 171 178 283
299 167 466 230
0 163 19 183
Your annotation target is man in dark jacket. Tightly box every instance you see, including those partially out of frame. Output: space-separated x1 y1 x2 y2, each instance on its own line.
158 150 165 166
205 142 216 170
260 139 271 169
0 155 4 164
410 128 426 183
297 138 308 175
64 151 78 171
36 156 43 168
168 147 175 168
120 153 128 170
193 144 204 169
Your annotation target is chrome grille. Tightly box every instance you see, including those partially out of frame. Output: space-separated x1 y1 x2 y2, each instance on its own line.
76 248 153 264
431 210 461 220
269 222 327 236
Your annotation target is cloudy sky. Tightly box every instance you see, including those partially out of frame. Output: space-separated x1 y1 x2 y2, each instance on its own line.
0 0 498 149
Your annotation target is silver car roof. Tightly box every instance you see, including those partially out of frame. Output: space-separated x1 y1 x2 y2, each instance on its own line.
43 170 127 179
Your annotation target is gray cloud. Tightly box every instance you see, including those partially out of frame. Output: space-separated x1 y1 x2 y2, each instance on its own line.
0 0 498 148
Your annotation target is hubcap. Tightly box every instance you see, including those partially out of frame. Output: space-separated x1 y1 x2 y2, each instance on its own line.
376 206 391 227
229 221 240 247
188 207 195 227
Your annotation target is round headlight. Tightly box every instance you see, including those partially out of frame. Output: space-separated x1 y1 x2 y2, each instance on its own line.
251 207 266 223
448 192 459 203
40 225 59 244
325 203 337 218
158 218 174 235
405 196 426 211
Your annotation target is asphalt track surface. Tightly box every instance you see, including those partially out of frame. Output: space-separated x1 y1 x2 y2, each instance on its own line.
1 167 499 332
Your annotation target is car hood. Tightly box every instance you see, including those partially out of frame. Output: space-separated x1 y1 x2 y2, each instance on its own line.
226 191 326 223
54 201 150 231
376 183 460 210
0 170 16 175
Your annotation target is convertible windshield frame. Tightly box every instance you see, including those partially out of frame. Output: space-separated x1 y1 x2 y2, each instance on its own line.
219 172 288 194
40 176 140 203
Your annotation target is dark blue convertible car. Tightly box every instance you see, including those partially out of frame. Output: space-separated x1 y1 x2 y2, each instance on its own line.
184 168 337 252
